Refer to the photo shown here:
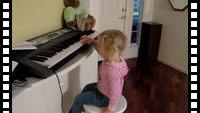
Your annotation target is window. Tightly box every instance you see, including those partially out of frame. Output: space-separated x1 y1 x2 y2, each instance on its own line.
131 0 143 43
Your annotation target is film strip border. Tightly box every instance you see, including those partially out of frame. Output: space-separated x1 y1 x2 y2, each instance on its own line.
1 0 11 112
0 1 198 113
189 0 199 113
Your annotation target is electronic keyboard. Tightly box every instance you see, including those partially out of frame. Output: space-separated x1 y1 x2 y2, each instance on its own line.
13 28 99 78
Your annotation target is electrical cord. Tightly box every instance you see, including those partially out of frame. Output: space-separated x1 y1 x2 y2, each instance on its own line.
53 71 66 113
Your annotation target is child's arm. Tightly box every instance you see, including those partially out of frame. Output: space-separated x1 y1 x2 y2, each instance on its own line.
107 76 122 112
90 40 101 53
80 36 101 53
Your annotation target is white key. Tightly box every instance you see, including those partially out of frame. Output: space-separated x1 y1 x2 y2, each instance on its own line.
44 42 82 68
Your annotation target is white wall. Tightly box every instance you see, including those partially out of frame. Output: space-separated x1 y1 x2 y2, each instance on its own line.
152 0 188 73
142 0 155 22
89 0 101 31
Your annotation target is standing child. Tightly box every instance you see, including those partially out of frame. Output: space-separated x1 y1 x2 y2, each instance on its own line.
69 30 129 113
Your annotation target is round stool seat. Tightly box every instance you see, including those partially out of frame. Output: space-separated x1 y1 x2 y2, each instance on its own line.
83 96 127 113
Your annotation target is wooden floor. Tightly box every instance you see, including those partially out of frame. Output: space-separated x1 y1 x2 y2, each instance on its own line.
123 58 188 113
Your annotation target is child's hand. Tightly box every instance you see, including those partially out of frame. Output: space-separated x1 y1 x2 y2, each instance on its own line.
80 35 93 44
100 107 112 113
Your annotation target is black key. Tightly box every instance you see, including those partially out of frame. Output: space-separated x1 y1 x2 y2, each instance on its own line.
30 56 47 62
70 40 76 44
52 47 64 52
61 42 70 48
44 50 57 54
47 51 57 54
46 47 60 52
42 51 57 55
37 51 56 58
56 44 66 48
37 53 53 57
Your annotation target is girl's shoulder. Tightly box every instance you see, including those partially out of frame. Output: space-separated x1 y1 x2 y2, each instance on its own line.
101 57 128 77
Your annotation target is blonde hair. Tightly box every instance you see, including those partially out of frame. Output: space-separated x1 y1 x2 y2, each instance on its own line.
97 30 127 61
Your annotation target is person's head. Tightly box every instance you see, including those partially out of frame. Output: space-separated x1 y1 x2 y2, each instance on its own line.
84 15 96 31
97 30 127 61
64 0 80 8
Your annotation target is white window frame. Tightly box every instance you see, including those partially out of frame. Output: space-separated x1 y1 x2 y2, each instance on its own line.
131 0 144 45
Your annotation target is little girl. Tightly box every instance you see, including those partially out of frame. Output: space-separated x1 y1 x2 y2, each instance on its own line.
69 30 129 113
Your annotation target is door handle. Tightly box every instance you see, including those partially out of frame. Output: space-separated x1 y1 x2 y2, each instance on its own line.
118 15 126 19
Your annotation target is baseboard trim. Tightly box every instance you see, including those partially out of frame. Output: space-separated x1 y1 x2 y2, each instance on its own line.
158 58 187 74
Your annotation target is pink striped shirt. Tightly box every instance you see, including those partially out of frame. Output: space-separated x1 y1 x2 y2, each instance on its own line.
97 57 129 112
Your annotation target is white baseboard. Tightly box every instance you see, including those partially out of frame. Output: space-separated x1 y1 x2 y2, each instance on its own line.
158 58 187 74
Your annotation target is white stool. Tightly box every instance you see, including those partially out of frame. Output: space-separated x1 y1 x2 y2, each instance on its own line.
83 96 127 113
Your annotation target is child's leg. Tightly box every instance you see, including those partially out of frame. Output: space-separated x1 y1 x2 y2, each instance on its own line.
70 89 109 113
81 82 97 93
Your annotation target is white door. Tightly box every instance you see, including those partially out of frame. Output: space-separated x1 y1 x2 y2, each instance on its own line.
99 0 127 32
